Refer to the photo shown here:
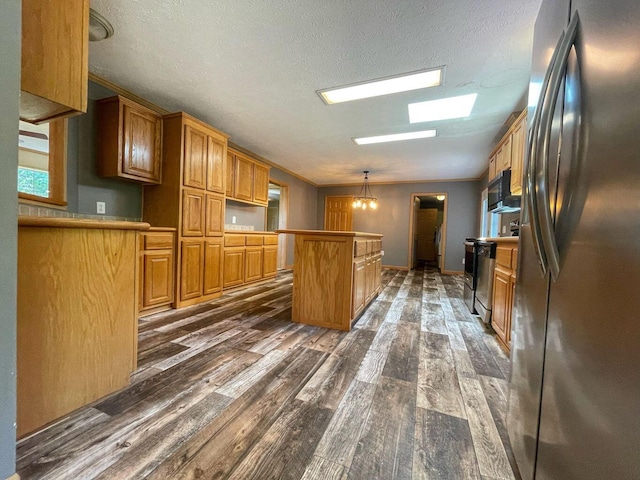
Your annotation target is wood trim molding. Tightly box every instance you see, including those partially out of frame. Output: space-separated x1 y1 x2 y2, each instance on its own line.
5 474 20 480
382 265 409 271
319 177 481 188
89 72 170 116
407 192 448 271
442 270 464 275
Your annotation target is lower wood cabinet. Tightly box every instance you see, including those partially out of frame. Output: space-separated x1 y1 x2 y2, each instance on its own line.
140 229 175 313
352 257 367 319
491 243 518 351
223 232 278 289
203 239 223 295
180 240 204 301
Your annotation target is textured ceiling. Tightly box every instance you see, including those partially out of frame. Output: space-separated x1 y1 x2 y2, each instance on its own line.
89 0 542 185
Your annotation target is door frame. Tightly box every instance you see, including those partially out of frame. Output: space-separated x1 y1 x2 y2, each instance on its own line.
407 192 448 271
266 179 289 270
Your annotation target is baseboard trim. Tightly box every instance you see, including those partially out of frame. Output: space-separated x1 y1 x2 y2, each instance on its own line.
6 473 20 480
442 270 464 275
383 265 409 271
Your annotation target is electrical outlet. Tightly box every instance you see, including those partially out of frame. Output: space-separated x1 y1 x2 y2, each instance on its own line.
381 250 384 256
96 201 106 214
232 216 237 224
462 258 465 264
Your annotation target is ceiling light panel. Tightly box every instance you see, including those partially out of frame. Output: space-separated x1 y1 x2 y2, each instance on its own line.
319 68 442 105
353 130 437 145
408 93 477 123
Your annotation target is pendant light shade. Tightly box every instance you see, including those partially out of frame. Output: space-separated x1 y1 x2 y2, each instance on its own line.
352 171 378 210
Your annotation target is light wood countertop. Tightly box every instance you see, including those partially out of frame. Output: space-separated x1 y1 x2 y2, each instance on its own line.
18 216 151 231
225 230 278 235
478 236 519 244
277 229 383 238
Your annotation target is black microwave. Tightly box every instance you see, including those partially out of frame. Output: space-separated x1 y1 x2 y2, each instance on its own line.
488 170 521 213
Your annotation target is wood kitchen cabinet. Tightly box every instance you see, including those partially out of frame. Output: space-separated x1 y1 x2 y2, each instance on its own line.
143 112 229 308
223 232 278 289
97 96 162 184
226 148 271 206
140 229 175 313
487 109 527 184
21 0 89 123
491 242 518 351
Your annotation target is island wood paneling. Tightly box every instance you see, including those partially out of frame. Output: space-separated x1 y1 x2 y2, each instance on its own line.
17 222 143 437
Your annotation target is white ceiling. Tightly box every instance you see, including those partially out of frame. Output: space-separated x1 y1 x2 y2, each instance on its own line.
89 0 542 185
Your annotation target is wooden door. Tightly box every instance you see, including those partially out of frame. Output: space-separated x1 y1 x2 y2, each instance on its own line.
122 103 161 182
203 240 222 295
207 136 225 193
245 247 263 283
491 266 511 346
252 163 269 205
234 154 253 201
324 195 353 231
510 114 526 195
180 240 204 301
143 252 173 307
205 193 224 237
351 258 366 318
263 246 278 278
416 208 438 262
225 152 235 197
183 125 207 189
181 188 205 237
223 248 245 288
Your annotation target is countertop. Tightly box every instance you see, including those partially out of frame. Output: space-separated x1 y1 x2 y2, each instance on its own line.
225 230 278 235
277 229 383 238
18 216 151 231
478 236 519 244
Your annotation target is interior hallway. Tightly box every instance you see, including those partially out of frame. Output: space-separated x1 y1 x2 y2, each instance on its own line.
17 267 519 479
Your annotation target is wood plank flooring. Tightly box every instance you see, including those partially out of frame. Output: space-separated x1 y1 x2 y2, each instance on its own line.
17 267 520 480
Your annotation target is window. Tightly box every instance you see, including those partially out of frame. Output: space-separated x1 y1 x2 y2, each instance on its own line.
18 119 67 206
480 188 499 237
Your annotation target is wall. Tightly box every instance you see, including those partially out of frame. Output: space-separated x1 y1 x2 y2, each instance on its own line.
318 180 480 273
0 1 19 477
269 167 318 267
225 200 265 230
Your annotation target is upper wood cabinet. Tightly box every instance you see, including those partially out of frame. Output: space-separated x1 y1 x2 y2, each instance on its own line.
97 96 162 184
510 114 527 195
226 148 270 206
207 137 225 193
21 0 89 123
183 125 208 189
488 109 527 187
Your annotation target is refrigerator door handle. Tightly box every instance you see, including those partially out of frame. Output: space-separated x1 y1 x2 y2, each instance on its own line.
526 29 566 276
536 12 580 282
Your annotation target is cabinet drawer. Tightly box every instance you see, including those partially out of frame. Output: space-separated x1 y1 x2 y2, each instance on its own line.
264 235 278 245
246 235 263 246
225 234 246 246
144 233 174 250
354 240 368 258
496 246 513 269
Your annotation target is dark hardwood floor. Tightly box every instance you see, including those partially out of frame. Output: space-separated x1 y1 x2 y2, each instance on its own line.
17 267 520 480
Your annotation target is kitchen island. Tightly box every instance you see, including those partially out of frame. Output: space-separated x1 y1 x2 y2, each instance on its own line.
17 217 149 437
277 229 383 331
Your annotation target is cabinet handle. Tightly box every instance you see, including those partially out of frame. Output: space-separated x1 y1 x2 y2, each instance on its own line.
535 12 580 282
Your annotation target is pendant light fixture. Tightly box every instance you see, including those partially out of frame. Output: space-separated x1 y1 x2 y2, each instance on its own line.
352 171 378 210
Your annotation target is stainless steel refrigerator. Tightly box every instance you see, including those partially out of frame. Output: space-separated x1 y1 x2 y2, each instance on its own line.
507 1 640 479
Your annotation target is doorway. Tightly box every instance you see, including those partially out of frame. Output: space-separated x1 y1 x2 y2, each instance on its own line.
408 193 447 271
266 180 288 270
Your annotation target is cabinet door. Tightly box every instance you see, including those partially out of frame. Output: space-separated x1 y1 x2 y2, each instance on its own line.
374 254 382 295
510 115 526 194
223 248 245 288
205 193 224 237
500 135 513 171
234 155 253 201
180 240 204 301
492 266 511 346
489 154 497 180
183 125 207 189
245 247 263 283
20 0 89 122
203 240 223 295
352 258 366 319
207 136 225 193
182 189 205 237
143 251 173 307
225 152 235 197
122 103 161 183
263 246 278 278
252 163 270 205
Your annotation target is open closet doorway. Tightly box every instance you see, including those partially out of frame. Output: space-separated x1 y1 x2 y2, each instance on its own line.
408 193 447 271
266 180 289 270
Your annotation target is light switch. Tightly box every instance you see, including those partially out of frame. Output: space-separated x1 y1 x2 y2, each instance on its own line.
97 201 106 214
